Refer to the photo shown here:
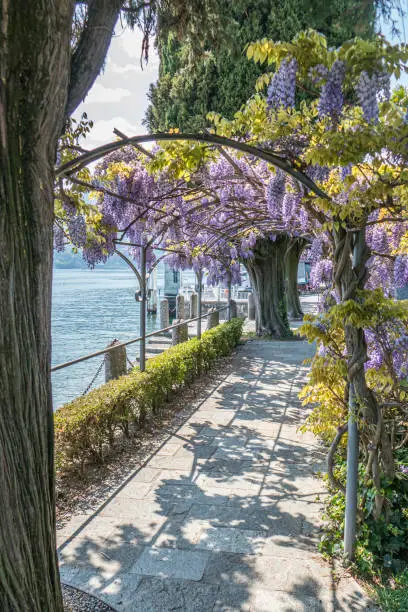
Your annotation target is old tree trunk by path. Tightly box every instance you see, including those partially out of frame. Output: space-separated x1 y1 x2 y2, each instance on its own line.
0 3 72 609
244 236 291 337
1 0 125 607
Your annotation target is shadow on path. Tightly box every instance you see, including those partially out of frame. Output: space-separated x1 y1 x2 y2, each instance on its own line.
58 338 374 611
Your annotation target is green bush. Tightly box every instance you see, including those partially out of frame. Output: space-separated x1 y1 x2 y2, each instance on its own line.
320 453 408 576
54 318 243 473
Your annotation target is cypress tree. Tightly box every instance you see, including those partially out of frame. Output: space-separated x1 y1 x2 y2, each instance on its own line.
145 0 375 132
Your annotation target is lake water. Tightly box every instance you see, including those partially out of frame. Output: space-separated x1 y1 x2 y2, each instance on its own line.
51 269 165 408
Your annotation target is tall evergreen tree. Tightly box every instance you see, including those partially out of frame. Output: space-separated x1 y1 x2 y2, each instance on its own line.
145 0 376 132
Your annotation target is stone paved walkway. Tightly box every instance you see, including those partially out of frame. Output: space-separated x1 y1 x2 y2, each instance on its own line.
58 339 374 611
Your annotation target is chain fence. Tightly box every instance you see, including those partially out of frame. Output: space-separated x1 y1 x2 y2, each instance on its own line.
82 358 104 395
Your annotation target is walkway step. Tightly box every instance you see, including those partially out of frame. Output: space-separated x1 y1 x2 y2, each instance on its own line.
145 345 172 354
148 336 172 345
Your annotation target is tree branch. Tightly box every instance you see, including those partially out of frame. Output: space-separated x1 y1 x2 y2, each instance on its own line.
327 423 348 494
65 0 123 119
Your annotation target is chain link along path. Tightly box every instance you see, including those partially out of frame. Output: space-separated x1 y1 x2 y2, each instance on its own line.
58 335 375 611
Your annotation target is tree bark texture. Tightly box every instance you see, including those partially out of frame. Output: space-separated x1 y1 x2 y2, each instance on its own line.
244 236 291 337
333 225 394 486
285 237 307 320
0 2 73 609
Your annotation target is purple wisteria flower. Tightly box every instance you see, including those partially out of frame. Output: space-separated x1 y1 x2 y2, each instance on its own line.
394 256 408 288
356 71 379 123
340 164 352 181
310 258 333 289
68 214 87 247
365 321 408 381
377 71 391 102
62 197 77 218
282 192 300 222
267 58 298 110
54 225 65 252
367 226 388 254
307 236 324 264
267 169 286 217
299 207 310 232
308 64 329 86
306 164 330 183
317 60 345 121
364 329 384 370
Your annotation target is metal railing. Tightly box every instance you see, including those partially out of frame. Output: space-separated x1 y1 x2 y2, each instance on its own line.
51 305 228 374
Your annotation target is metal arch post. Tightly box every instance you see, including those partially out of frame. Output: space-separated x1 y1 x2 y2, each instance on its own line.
344 229 365 561
227 273 232 321
197 270 203 339
139 245 147 372
344 383 359 560
114 248 142 286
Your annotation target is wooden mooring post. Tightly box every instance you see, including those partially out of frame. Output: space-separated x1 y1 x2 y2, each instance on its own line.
105 340 127 382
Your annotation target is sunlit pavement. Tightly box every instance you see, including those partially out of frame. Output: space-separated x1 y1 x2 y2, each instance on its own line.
58 297 375 611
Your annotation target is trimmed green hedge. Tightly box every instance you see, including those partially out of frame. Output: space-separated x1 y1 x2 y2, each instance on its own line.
54 318 243 473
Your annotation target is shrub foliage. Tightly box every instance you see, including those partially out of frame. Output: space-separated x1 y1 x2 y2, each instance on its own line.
54 318 243 473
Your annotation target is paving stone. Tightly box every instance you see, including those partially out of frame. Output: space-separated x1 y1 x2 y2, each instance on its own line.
254 554 332 593
197 425 235 438
190 410 237 426
212 446 271 462
98 574 143 609
150 513 190 549
180 521 265 554
202 552 256 585
58 515 114 548
130 547 210 581
186 503 251 528
98 500 169 537
150 482 233 505
57 513 94 547
326 578 378 611
173 444 217 459
231 420 282 437
195 473 263 495
58 331 375 611
59 549 122 582
213 584 252 611
251 589 325 612
147 454 197 470
123 576 220 612
154 442 184 456
114 481 155 500
201 458 268 475
124 467 163 483
246 436 279 450
60 536 144 573
175 423 204 439
154 469 197 485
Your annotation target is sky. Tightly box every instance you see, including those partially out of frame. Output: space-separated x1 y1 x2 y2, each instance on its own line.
74 8 408 151
73 27 159 149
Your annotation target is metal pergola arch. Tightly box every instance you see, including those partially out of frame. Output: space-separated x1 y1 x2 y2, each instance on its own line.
56 131 319 371
55 131 363 561
56 131 329 199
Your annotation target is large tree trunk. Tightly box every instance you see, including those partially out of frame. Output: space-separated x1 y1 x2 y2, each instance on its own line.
0 3 73 609
285 237 307 320
244 236 291 337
